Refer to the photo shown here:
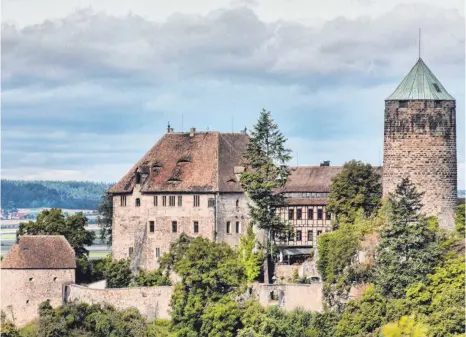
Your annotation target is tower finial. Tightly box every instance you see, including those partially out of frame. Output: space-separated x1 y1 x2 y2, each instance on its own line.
419 28 421 59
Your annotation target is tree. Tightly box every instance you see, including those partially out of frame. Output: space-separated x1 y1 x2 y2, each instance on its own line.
17 208 95 257
237 224 263 283
97 193 113 245
375 178 441 298
327 160 381 225
381 316 429 337
240 109 292 283
103 256 133 288
160 235 246 337
454 203 465 237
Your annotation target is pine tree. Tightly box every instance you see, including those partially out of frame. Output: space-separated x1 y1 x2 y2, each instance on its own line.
375 178 441 298
240 109 291 283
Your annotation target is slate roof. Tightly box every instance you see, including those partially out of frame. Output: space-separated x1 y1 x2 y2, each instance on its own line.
1 235 76 269
387 58 454 101
110 132 249 193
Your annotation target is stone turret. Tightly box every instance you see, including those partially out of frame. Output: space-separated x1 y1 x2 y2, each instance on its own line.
383 58 457 229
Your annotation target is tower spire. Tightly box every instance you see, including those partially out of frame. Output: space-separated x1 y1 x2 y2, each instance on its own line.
418 28 421 59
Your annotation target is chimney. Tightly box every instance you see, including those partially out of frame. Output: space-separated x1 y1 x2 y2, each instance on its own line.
189 127 196 137
320 161 330 167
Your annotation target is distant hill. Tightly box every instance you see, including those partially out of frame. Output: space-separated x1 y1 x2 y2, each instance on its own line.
1 180 114 210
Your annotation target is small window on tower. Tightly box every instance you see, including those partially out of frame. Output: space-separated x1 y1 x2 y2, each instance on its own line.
433 83 441 92
434 100 442 108
399 100 408 108
193 221 199 233
149 221 155 233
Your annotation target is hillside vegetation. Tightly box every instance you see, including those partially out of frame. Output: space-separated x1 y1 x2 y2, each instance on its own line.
1 180 113 210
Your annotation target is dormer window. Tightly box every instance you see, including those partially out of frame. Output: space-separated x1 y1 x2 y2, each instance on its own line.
135 173 141 184
177 157 192 165
433 83 441 93
167 178 181 184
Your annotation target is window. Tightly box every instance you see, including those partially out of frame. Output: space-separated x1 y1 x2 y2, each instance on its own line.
149 221 155 233
236 199 239 208
178 196 182 207
296 230 302 241
308 230 313 242
120 195 127 207
172 221 177 233
226 221 231 234
235 221 240 233
208 198 215 208
135 198 141 207
288 209 294 220
129 247 134 257
169 196 176 207
194 195 200 207
163 196 167 206
155 248 160 258
154 196 158 206
433 83 441 92
135 172 141 184
435 100 442 108
193 221 199 233
297 208 302 220
288 232 294 241
317 209 323 220
308 208 314 220
399 100 408 108
317 230 322 237
29 277 33 282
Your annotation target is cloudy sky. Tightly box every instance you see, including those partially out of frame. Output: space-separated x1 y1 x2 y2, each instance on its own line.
2 0 465 187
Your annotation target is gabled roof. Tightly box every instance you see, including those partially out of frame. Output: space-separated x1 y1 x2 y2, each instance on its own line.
109 131 249 193
1 235 76 269
386 58 454 101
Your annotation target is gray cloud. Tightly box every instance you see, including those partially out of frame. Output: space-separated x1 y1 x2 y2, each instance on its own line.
1 4 464 183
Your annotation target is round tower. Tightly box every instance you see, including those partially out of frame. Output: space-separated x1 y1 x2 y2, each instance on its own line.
383 58 457 229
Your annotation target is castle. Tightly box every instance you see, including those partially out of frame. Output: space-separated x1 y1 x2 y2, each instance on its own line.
110 57 457 270
0 56 458 326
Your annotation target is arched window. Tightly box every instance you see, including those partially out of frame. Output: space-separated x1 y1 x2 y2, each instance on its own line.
135 198 141 207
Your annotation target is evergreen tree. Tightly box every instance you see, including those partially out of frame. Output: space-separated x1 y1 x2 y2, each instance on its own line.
375 178 441 298
327 160 382 225
240 109 291 283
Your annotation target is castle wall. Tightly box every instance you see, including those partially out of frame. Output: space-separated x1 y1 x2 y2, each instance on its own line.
0 268 74 327
215 193 250 247
66 284 173 320
252 283 324 312
112 187 216 270
383 100 457 229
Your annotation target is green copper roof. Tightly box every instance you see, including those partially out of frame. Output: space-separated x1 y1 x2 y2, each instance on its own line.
386 58 454 101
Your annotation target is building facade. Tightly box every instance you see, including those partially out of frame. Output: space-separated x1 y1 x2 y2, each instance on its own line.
109 129 252 271
383 58 457 229
0 235 76 327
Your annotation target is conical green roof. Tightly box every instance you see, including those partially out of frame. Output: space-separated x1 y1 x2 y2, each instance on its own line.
386 58 454 101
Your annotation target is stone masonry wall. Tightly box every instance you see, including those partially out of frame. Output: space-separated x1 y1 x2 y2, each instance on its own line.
252 283 324 312
215 193 251 247
383 100 457 229
112 187 216 270
66 284 173 320
0 268 74 327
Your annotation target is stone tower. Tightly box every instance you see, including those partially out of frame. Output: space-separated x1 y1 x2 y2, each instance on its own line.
383 58 457 229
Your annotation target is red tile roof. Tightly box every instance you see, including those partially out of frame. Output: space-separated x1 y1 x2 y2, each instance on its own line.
109 132 249 193
1 235 76 269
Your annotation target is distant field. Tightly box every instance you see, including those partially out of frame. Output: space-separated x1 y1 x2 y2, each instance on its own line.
1 233 16 241
89 251 110 259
